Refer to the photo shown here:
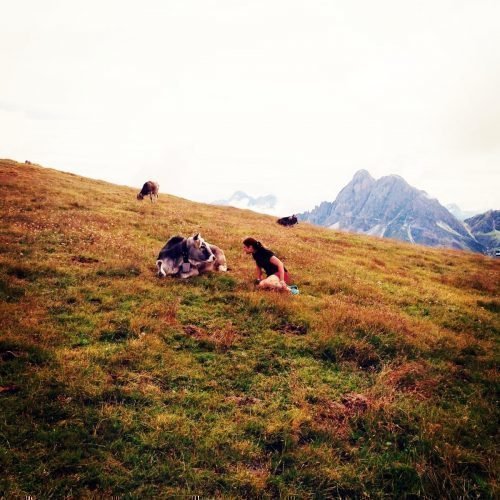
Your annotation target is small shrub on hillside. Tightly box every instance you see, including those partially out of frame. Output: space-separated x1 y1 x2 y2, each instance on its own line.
0 279 25 302
99 320 135 342
477 299 500 313
0 339 52 367
71 255 99 264
96 266 141 278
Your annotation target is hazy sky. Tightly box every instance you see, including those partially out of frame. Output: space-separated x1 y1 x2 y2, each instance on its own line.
2 0 499 215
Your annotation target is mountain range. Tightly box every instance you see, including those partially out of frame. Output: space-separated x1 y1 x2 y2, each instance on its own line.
299 170 497 254
445 203 480 221
464 210 500 255
212 191 278 214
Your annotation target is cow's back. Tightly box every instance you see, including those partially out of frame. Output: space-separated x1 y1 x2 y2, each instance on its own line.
277 215 297 226
141 181 159 195
150 181 159 195
158 236 184 259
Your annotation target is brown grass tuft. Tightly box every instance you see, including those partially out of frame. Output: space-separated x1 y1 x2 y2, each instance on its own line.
382 360 442 399
183 320 238 351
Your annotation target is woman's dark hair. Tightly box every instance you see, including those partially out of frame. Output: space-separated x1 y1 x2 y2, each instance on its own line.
243 237 264 251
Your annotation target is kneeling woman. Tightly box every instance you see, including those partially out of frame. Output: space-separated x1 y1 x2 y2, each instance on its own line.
243 237 291 291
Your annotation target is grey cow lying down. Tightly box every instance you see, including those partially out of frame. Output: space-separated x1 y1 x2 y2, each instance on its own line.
156 234 227 279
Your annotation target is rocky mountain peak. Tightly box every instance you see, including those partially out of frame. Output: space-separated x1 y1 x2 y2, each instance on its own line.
299 170 485 253
352 169 374 181
464 210 499 255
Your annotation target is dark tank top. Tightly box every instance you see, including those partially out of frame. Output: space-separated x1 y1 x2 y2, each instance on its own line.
253 247 287 276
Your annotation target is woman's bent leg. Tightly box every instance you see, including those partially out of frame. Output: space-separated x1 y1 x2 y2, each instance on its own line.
259 275 289 291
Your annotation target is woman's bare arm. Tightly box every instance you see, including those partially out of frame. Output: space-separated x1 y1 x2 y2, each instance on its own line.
270 256 285 283
255 264 263 281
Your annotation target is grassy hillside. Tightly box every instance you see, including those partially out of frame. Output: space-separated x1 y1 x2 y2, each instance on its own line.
0 159 498 498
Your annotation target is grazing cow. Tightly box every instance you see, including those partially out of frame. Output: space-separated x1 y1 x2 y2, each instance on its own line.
156 233 228 279
137 181 159 202
277 215 298 227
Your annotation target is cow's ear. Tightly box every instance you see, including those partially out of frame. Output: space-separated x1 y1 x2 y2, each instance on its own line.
194 233 201 247
194 233 199 240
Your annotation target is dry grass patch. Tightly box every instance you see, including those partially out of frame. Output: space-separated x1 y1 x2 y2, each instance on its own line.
183 320 239 352
381 360 443 400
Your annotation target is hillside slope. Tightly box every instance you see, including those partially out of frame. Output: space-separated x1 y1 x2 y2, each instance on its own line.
0 159 499 498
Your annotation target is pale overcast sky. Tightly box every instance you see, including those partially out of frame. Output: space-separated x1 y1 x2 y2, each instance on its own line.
1 0 499 215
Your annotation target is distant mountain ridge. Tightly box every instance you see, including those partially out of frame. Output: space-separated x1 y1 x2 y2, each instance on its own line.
299 170 485 253
464 210 500 256
446 203 480 221
212 191 277 214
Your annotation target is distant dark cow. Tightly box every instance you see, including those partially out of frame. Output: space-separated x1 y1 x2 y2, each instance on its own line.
277 215 298 227
156 233 227 279
137 181 159 202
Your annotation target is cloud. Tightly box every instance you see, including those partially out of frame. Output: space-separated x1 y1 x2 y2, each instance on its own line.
1 0 499 214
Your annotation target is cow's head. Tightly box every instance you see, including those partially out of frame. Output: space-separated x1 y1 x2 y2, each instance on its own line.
137 193 144 200
187 233 215 263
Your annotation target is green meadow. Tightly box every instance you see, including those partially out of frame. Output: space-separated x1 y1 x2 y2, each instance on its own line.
0 159 498 498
